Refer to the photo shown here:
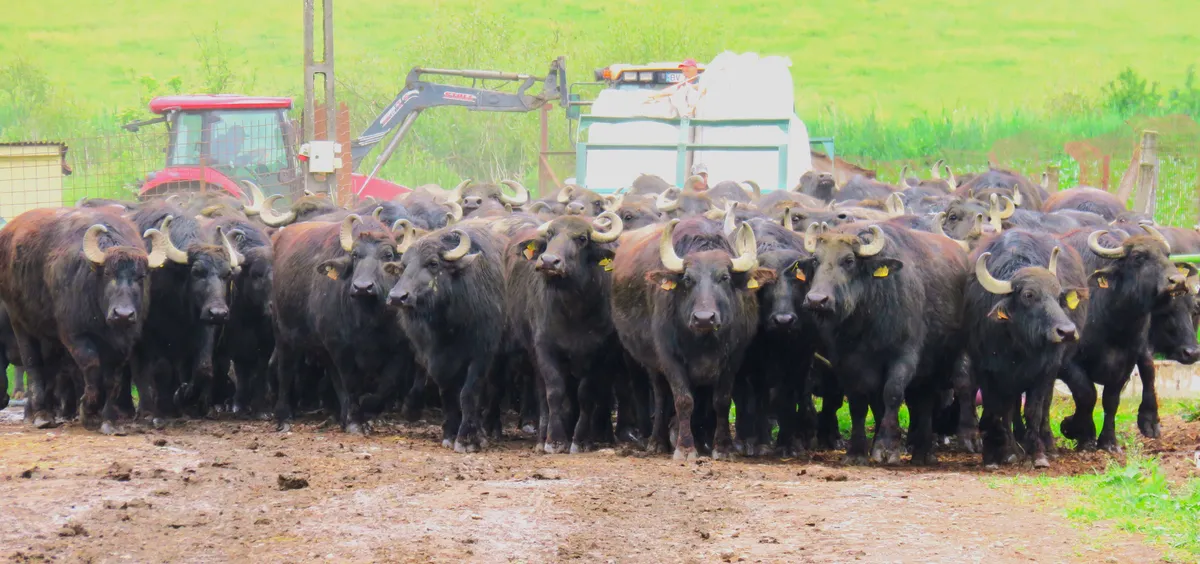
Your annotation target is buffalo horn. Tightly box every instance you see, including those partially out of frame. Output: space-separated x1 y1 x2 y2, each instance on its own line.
448 179 471 202
658 219 685 273
885 193 905 218
392 219 417 253
372 206 384 221
730 223 758 273
442 229 472 261
240 181 266 215
741 180 761 199
933 212 970 252
159 216 190 264
340 214 361 252
855 225 886 257
944 164 957 188
142 228 169 268
782 207 795 231
722 202 738 236
899 164 911 187
445 201 464 223
656 187 681 213
975 252 1014 295
1087 230 1126 259
555 185 573 204
931 159 944 180
82 224 109 265
1011 186 1023 207
1140 224 1171 252
499 180 530 206
1048 246 1060 277
217 226 243 269
259 195 296 227
590 211 624 243
803 222 820 253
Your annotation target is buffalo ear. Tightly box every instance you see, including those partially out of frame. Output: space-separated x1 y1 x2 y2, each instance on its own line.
742 267 777 291
873 258 904 273
593 246 616 263
645 269 679 291
1175 262 1198 279
383 262 403 276
515 238 545 261
987 298 1012 322
448 253 480 273
1088 267 1115 288
316 256 352 281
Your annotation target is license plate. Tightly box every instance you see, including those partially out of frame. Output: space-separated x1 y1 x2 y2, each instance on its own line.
662 72 684 83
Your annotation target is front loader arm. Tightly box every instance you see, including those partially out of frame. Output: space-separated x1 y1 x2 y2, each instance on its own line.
350 56 566 171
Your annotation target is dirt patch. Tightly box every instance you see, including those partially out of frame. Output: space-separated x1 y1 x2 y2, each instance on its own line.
1142 414 1200 485
0 407 1169 563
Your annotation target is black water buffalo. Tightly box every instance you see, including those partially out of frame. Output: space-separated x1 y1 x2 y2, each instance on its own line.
958 168 1044 210
388 226 506 452
436 179 530 217
1058 225 1189 450
507 212 628 453
272 214 406 433
0 208 168 431
801 221 967 464
611 217 771 460
549 185 608 216
630 173 672 195
1042 187 1127 220
966 231 1088 467
130 203 240 420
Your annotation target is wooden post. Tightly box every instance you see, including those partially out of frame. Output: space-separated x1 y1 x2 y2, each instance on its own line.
1047 165 1060 191
336 102 352 202
1133 130 1159 216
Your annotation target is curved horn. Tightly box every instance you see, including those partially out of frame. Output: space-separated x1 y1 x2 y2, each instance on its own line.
1011 187 1023 207
741 180 761 199
722 202 738 236
217 226 243 269
372 206 384 221
365 196 379 206
392 219 417 253
655 187 680 213
658 219 685 273
944 164 957 188
258 195 296 227
729 223 758 273
1041 172 1050 191
442 229 472 261
445 201 464 222
499 180 530 206
590 211 625 243
898 164 911 187
165 194 183 207
1140 223 1171 252
555 185 573 204
885 193 905 218
604 194 625 212
537 220 552 236
975 252 1014 295
303 190 317 197
82 224 109 265
930 159 944 180
240 181 266 214
1087 230 1126 259
782 207 795 231
449 179 471 202
340 214 361 253
969 213 987 239
75 197 87 208
855 225 886 257
933 212 970 252
158 216 190 264
804 222 820 254
1048 246 1060 277
142 228 169 268
528 201 552 214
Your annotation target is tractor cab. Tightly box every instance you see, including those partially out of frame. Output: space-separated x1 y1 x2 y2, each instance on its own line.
127 95 301 200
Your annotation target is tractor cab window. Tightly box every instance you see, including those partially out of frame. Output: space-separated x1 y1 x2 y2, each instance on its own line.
168 112 204 166
206 110 290 174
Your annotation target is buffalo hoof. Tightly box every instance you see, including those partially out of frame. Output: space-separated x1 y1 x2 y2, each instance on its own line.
544 441 567 454
775 444 803 459
534 442 545 453
276 421 293 433
815 434 844 452
1074 439 1097 452
99 421 126 436
33 412 58 429
615 427 644 448
984 463 1000 471
151 417 168 430
843 453 869 466
11 390 24 400
646 438 670 455
1137 412 1161 439
910 451 938 466
711 448 734 461
453 440 480 454
1098 440 1123 454
672 448 699 462
870 445 902 466
732 439 750 457
521 423 538 436
441 439 454 449
1033 455 1051 469
344 422 367 436
569 442 584 454
957 431 982 454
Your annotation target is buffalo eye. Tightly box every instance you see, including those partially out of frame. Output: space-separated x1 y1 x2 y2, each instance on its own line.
841 256 855 268
381 249 395 260
593 200 603 210
948 214 958 222
352 251 362 260
836 213 849 220
577 234 588 243
623 213 633 221
425 259 439 269
717 272 730 283
1023 290 1034 300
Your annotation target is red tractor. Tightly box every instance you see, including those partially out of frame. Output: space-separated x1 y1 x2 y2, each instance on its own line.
126 94 408 201
124 57 568 203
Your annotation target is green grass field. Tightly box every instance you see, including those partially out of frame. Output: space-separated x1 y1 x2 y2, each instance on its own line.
3 0 1200 218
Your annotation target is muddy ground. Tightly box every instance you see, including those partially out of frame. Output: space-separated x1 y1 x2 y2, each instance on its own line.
0 406 1193 563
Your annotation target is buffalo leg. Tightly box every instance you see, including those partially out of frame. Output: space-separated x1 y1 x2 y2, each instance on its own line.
272 347 299 431
611 354 642 445
1097 380 1126 453
845 393 870 464
774 368 806 458
979 381 1009 467
731 371 756 456
534 370 549 452
1023 377 1055 468
711 376 736 460
570 372 594 454
537 347 573 454
906 388 936 465
1135 351 1160 438
952 357 980 453
1058 361 1097 450
14 333 54 428
401 368 428 422
661 359 697 461
647 372 672 455
872 352 917 465
815 368 844 451
454 359 490 453
64 338 106 431
439 384 463 449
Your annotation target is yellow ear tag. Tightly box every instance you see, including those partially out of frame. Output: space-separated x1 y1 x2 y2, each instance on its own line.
1065 290 1080 310
523 242 537 260
996 308 1009 320
1179 266 1190 277
599 257 613 272
660 279 676 291
747 278 760 290
873 265 889 278
795 269 806 282
324 266 339 280
1097 276 1109 289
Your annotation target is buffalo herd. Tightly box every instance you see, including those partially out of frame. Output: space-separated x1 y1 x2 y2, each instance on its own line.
1 162 1196 468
